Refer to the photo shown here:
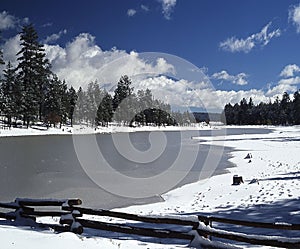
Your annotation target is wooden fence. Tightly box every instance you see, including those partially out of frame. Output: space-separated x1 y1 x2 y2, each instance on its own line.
0 198 300 248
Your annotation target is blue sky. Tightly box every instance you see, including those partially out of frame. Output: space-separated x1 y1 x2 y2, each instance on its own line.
1 0 300 112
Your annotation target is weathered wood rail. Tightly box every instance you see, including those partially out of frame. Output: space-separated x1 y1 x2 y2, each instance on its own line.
0 198 300 248
198 214 300 230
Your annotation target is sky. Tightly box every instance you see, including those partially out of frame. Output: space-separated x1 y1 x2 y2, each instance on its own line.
1 0 300 112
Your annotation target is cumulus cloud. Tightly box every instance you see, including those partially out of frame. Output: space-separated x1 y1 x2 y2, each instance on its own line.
278 76 300 85
219 22 281 53
211 70 248 85
43 29 67 44
0 11 29 30
135 75 270 112
0 11 17 30
266 64 300 96
2 34 21 66
280 64 300 78
42 33 176 89
289 3 300 33
158 0 177 20
127 9 137 17
266 84 297 97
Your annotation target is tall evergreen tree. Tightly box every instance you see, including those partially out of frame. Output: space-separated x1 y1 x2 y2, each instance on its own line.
85 81 104 125
292 90 300 125
17 24 49 127
73 87 86 124
0 62 18 127
113 75 133 111
0 32 4 66
44 74 65 127
96 91 113 126
280 92 291 125
66 86 77 127
113 75 134 124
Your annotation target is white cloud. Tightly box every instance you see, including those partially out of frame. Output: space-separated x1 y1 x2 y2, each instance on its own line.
2 32 296 113
127 9 137 17
43 29 67 44
212 70 248 85
280 64 300 78
266 65 300 96
141 5 150 12
158 0 177 20
266 84 297 96
289 3 300 33
2 34 21 67
136 75 270 112
42 33 176 90
220 22 281 53
0 11 17 30
278 76 300 85
0 11 29 31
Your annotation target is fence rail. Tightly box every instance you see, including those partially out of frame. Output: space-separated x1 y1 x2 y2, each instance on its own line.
198 214 300 230
0 198 300 248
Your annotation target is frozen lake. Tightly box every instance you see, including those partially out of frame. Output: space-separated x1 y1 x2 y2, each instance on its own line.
0 127 271 208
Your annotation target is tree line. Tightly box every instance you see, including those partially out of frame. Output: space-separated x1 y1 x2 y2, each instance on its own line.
0 24 195 128
223 91 300 125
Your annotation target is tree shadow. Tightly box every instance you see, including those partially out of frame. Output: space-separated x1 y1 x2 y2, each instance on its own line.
184 198 300 246
0 214 191 246
258 169 300 181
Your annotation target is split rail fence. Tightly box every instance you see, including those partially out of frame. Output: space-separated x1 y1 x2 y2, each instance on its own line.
0 198 299 248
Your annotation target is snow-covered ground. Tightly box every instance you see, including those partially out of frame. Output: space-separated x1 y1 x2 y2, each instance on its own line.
0 122 213 137
0 125 300 248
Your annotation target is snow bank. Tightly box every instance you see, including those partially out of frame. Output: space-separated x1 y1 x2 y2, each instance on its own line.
0 122 213 137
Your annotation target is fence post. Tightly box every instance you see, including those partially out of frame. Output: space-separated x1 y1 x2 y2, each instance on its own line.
59 201 83 234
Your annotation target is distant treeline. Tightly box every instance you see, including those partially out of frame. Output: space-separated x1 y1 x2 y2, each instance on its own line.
0 24 196 128
223 91 300 125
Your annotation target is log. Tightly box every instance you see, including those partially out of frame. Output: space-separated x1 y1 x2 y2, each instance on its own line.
63 206 198 228
16 198 82 207
197 228 300 249
198 215 300 230
0 202 34 212
77 218 193 240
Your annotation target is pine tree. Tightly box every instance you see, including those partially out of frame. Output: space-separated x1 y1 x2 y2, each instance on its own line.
0 32 4 66
60 80 68 126
85 81 104 126
96 91 113 126
292 90 300 125
85 82 97 125
280 92 291 125
0 49 4 66
113 75 133 111
0 62 18 127
66 86 77 127
44 74 64 127
74 87 86 124
17 24 49 127
113 75 134 124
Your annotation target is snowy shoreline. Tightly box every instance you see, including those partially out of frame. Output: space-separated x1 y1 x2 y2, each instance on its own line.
1 125 300 248
0 122 215 138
